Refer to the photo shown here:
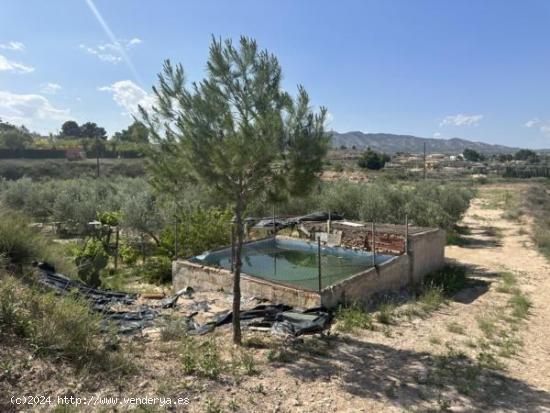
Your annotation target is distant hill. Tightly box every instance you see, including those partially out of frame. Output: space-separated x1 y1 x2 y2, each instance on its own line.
330 131 521 154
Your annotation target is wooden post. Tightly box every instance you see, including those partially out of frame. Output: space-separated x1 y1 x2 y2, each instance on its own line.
372 221 376 266
114 227 119 271
272 205 276 237
317 237 322 292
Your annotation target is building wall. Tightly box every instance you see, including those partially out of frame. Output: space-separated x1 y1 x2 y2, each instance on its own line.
407 229 446 284
172 260 321 308
320 255 411 308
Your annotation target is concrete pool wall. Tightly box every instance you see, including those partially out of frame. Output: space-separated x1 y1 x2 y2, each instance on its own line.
172 228 446 309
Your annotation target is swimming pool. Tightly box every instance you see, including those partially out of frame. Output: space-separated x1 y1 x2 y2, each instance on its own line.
190 237 392 291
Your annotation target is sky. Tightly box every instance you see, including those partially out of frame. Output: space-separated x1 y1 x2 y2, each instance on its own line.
1 0 550 149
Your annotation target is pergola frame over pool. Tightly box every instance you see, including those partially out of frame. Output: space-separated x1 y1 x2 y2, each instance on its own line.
173 225 446 309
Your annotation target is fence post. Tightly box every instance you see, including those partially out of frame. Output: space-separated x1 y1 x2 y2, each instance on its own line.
317 237 322 292
272 205 276 237
372 221 376 266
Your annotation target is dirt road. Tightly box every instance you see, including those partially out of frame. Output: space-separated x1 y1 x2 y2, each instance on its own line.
243 183 550 412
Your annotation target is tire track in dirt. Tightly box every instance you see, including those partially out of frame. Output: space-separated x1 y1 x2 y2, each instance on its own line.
446 184 550 393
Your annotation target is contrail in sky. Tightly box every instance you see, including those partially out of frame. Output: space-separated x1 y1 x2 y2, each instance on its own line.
84 0 142 85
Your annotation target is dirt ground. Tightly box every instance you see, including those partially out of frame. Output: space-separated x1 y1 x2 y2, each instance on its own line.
2 182 550 412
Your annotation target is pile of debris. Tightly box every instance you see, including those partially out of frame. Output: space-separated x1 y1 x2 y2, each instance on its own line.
35 268 331 337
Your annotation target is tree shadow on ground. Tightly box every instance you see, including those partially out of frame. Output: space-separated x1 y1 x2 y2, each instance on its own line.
279 336 550 412
445 262 500 304
454 225 504 249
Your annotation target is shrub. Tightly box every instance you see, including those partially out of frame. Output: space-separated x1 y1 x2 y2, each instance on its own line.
142 255 172 284
376 303 395 325
335 304 374 333
70 238 108 287
418 286 445 313
119 241 139 265
0 274 129 372
0 207 74 275
424 264 468 296
180 336 224 379
508 290 532 319
159 207 232 258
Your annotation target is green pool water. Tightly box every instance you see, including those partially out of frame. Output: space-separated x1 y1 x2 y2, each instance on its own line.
191 237 392 291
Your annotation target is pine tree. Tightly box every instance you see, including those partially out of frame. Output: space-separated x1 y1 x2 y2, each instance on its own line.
141 36 328 344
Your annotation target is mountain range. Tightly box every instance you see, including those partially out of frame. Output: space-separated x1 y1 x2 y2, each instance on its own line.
330 131 525 154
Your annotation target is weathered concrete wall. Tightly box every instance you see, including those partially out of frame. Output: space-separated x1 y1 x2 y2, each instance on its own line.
172 228 446 309
320 255 411 308
172 260 321 308
408 229 446 284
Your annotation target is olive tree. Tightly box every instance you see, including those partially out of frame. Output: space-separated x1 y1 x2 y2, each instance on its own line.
141 36 328 344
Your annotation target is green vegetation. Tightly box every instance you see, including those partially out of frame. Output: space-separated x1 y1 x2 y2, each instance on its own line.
508 290 532 319
423 264 468 295
495 272 518 294
375 303 396 325
143 37 329 344
0 274 131 373
0 206 74 275
334 304 374 333
357 147 390 170
524 182 550 259
180 336 224 379
462 148 485 162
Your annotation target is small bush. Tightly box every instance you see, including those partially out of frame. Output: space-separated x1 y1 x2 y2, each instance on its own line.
496 272 518 294
0 274 129 372
476 315 498 339
231 350 257 376
424 264 468 296
180 336 224 379
0 207 75 275
335 304 374 333
376 303 395 325
508 291 532 319
418 286 445 313
119 242 139 265
143 255 172 284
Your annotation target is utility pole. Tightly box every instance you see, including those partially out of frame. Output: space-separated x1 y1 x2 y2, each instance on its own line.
95 136 100 178
423 142 426 180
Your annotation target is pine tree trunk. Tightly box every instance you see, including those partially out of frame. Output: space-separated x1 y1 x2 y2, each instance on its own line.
232 198 244 345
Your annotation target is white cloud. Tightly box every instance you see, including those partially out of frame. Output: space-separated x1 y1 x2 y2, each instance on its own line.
0 90 70 129
540 125 550 136
433 132 442 139
0 41 25 52
440 113 483 127
79 38 142 64
40 82 62 95
0 54 34 74
524 118 540 128
127 38 142 47
99 80 153 115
